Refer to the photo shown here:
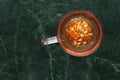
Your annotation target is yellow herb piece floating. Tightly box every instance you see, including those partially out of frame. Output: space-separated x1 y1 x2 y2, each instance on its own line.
66 17 94 48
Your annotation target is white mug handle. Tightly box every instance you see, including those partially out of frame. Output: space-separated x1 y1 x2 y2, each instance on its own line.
41 36 58 45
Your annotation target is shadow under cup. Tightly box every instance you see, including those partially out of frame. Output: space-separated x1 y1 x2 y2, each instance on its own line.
57 11 103 57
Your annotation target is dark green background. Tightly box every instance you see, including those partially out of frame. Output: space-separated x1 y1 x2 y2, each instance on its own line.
0 0 120 80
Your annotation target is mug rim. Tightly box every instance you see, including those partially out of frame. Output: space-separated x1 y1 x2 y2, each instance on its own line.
57 10 103 57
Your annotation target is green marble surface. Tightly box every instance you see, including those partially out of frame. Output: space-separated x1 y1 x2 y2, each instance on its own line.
0 0 120 80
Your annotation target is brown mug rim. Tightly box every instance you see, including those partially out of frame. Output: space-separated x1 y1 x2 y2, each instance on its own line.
57 10 103 57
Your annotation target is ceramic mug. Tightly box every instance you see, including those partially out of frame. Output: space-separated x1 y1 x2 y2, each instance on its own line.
41 10 103 57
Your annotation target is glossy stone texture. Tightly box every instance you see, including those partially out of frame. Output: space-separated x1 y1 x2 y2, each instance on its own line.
0 0 120 80
57 11 103 57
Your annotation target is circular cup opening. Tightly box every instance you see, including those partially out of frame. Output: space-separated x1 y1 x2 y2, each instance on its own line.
57 10 103 57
